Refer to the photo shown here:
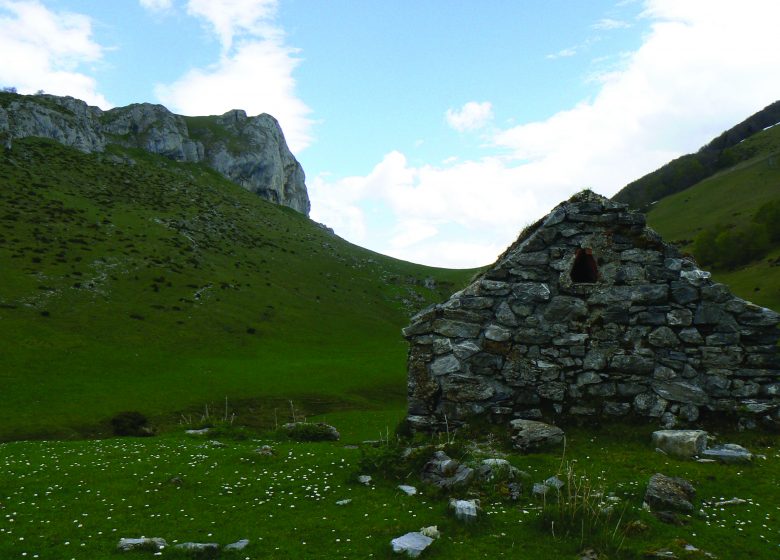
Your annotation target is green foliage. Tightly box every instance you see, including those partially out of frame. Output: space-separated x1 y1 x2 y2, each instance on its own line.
693 222 771 270
110 410 151 436
753 199 780 242
283 422 338 442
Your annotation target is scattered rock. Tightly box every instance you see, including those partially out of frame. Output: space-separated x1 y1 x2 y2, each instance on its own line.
208 440 226 448
701 443 753 464
476 458 523 482
357 475 372 486
419 526 440 539
651 430 708 458
255 445 275 456
335 499 352 506
449 498 480 522
510 420 565 451
532 477 564 498
117 537 167 551
175 542 219 552
391 532 433 558
398 485 417 496
420 451 474 489
644 473 696 513
185 428 210 435
224 539 250 551
712 497 747 507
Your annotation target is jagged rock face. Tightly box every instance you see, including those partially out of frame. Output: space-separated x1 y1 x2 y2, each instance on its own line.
404 190 780 432
0 94 310 215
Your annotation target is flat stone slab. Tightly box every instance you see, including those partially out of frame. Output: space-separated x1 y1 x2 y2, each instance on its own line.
701 444 752 464
224 539 250 551
398 485 417 496
117 537 167 551
651 430 708 458
174 542 219 552
391 532 433 557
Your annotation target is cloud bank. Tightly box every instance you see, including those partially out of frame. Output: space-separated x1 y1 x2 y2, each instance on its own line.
311 0 780 268
0 0 109 107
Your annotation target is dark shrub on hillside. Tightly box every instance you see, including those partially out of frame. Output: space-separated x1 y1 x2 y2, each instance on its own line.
754 200 780 242
111 411 152 436
282 422 340 441
694 222 771 270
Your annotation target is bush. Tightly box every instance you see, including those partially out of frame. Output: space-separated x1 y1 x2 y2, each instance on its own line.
110 411 152 436
693 222 771 270
282 422 339 442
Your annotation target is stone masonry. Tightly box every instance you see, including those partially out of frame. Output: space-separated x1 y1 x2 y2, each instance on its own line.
404 191 780 432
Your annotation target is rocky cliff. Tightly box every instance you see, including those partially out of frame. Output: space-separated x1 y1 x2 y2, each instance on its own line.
0 92 310 215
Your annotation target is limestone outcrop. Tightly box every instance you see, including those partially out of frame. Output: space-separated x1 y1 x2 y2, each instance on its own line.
404 190 780 431
0 93 309 215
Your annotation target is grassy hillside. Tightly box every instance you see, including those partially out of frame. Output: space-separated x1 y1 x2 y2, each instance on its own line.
613 100 780 209
646 123 780 311
0 138 475 441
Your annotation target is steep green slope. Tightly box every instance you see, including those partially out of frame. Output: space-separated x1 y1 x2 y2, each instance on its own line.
646 123 780 310
614 100 780 209
0 138 475 441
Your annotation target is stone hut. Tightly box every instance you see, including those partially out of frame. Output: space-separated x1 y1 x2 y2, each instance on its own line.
403 190 780 431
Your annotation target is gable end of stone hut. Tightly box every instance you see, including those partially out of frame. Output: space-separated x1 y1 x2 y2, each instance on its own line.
403 190 780 432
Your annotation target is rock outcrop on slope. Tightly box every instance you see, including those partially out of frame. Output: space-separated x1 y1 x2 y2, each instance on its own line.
0 92 309 215
403 190 780 432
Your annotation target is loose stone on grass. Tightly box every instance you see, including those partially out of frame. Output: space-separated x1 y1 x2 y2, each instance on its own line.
449 498 480 522
391 532 434 558
224 539 250 551
398 484 417 495
644 473 696 513
117 537 167 552
510 419 564 451
701 443 753 464
651 429 708 458
175 542 220 552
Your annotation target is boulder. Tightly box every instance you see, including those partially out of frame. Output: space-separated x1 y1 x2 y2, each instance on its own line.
644 473 696 513
398 485 417 496
510 419 564 451
651 430 708 458
391 532 433 558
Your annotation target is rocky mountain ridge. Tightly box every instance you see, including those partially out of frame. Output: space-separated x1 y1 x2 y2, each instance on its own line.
0 92 309 215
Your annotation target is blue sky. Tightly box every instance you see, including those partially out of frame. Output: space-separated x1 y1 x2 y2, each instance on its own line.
2 1 779 268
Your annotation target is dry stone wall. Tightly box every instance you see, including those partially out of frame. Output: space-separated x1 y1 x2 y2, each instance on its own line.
404 191 780 431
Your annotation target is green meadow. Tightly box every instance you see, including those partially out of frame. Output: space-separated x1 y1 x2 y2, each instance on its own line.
0 138 474 441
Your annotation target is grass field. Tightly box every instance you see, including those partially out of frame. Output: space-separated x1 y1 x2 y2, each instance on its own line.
1 421 778 559
0 138 475 441
646 124 780 311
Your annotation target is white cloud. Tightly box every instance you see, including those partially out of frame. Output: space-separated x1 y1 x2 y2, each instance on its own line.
186 0 277 54
545 47 578 60
155 0 312 152
0 0 109 107
592 18 631 30
445 101 493 132
313 0 780 268
139 0 173 12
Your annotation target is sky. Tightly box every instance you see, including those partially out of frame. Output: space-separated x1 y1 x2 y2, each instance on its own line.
1 1 779 269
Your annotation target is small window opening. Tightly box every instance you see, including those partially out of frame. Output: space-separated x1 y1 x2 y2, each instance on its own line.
570 248 598 283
